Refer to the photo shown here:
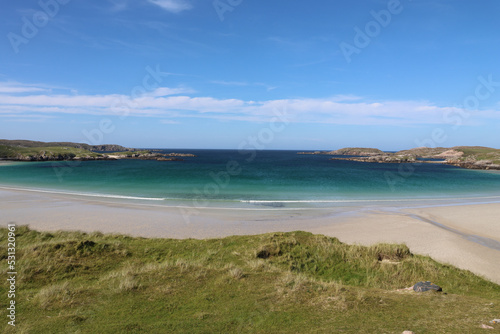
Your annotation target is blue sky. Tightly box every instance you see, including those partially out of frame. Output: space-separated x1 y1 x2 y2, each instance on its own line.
1 0 499 150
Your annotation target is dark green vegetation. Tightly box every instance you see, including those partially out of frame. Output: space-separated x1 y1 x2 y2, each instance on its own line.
0 140 193 161
0 139 128 161
0 144 103 160
0 139 130 152
1 227 499 333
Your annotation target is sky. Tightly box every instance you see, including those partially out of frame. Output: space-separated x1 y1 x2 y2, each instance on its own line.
1 0 500 150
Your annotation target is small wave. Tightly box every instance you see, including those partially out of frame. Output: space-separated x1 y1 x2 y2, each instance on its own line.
0 186 165 201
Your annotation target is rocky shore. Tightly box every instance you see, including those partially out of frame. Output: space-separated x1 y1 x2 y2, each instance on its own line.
330 155 418 164
298 147 384 156
299 146 500 170
0 139 195 162
8 151 196 162
103 152 196 161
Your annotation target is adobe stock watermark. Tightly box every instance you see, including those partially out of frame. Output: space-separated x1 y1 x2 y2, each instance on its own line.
7 0 71 54
385 74 500 191
339 0 410 64
179 106 291 223
51 64 170 182
213 0 243 22
6 224 17 327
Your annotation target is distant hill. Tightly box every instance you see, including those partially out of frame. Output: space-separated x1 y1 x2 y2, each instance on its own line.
326 147 385 155
0 139 194 162
299 146 500 170
0 139 132 152
297 147 384 156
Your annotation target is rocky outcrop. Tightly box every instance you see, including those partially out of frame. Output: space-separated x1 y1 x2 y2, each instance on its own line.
15 152 78 161
89 144 132 152
327 147 385 156
104 152 196 161
446 159 500 170
331 154 417 164
297 151 324 155
300 145 500 170
298 147 385 156
0 139 196 162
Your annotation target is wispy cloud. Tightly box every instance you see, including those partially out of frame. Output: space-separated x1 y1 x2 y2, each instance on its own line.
211 80 248 87
1 81 498 127
107 0 128 11
144 87 196 97
211 81 277 92
160 119 180 124
0 82 49 94
148 0 192 13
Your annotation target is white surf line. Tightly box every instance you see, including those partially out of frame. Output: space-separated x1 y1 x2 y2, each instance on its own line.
3 185 500 211
0 186 324 211
0 186 165 201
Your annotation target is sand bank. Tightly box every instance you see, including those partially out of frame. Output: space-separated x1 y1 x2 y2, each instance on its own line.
1 187 499 284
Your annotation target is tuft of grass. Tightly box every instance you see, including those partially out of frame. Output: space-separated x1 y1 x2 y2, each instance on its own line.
228 267 245 280
34 281 82 310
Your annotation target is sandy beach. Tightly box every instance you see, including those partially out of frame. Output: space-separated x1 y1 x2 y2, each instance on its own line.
1 187 499 284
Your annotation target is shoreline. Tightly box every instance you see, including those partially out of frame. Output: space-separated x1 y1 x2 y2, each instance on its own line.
1 187 500 284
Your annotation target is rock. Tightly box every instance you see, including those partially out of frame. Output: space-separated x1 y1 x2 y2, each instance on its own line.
413 281 442 292
156 157 184 161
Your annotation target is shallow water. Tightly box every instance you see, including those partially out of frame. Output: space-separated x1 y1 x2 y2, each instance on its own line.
1 149 500 209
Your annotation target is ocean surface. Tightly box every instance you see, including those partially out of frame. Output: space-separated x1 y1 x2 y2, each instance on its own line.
2 149 500 209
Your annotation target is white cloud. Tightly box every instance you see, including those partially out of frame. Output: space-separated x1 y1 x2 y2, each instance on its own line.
144 87 195 97
1 81 498 127
0 82 49 94
148 0 192 13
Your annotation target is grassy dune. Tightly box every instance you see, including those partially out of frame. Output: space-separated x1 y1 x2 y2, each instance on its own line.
1 227 499 333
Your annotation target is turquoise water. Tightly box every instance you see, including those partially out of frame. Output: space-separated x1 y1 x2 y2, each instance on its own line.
1 149 500 208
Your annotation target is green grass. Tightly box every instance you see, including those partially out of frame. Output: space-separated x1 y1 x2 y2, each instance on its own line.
1 227 499 333
332 148 385 155
454 146 500 164
108 150 152 156
0 145 102 159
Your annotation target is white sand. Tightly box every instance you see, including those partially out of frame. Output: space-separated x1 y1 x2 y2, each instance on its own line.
1 187 499 284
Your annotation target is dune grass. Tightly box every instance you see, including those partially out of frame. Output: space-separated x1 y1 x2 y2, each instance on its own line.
0 226 499 333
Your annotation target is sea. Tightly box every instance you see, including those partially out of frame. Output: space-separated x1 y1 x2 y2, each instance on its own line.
1 149 500 210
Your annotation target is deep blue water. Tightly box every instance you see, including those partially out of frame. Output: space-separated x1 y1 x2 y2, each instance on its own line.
1 149 500 208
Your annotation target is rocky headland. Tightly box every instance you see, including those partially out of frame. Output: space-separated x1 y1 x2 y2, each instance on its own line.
298 146 500 170
298 147 384 156
0 140 196 162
